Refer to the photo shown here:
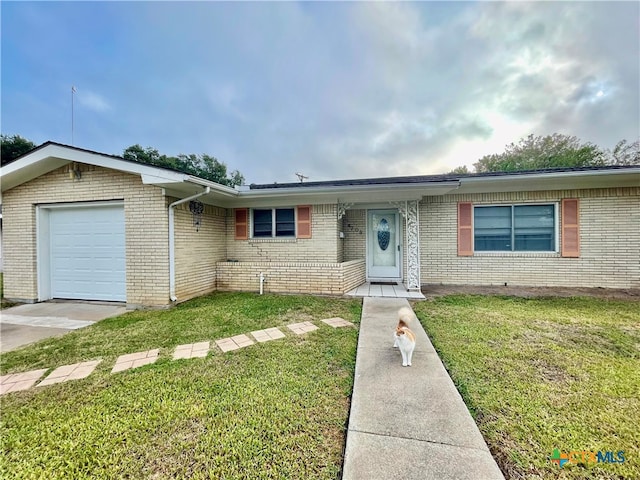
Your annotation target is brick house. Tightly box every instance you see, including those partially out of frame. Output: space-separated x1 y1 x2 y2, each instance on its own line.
1 142 638 308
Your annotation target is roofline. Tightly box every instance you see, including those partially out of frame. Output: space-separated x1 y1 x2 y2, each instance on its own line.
0 142 241 199
187 175 239 196
243 180 460 196
2 141 638 203
460 165 640 183
247 165 640 191
5 141 126 166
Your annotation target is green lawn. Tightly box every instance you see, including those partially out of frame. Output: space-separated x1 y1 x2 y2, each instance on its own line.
0 292 362 479
3 291 638 479
413 295 640 480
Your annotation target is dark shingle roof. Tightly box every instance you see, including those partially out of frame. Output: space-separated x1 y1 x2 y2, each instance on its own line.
249 165 639 190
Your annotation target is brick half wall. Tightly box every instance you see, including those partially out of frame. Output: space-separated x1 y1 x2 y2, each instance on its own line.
216 259 365 295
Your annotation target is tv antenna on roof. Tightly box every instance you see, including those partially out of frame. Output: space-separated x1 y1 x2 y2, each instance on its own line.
71 85 77 145
295 172 308 183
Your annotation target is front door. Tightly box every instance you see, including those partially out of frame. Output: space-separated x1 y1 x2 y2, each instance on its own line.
367 209 401 281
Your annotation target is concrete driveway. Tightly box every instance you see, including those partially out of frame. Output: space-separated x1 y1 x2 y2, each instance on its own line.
1 302 127 353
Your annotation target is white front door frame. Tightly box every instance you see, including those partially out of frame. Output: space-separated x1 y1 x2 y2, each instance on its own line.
366 209 402 282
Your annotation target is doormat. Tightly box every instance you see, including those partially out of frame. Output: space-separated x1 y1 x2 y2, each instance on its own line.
370 282 398 286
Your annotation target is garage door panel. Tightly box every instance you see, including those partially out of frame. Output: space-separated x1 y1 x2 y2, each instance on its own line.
49 205 126 302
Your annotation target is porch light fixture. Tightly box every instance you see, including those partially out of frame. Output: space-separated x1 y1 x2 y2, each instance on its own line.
68 162 82 180
189 200 204 231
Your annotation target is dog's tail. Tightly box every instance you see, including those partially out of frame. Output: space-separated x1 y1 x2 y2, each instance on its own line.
398 307 416 327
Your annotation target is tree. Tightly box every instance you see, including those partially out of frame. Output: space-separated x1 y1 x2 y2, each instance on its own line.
1 134 36 165
448 165 471 175
472 134 608 173
123 145 244 187
608 139 639 166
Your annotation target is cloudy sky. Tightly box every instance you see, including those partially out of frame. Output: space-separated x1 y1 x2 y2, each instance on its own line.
2 1 638 184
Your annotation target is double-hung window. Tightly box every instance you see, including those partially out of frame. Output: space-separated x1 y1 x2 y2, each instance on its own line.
474 204 556 252
252 208 295 238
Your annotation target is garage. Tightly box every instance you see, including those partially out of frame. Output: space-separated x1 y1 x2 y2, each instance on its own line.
41 203 126 302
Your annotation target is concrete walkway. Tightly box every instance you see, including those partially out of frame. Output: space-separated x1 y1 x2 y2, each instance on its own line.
1 302 127 352
342 297 504 480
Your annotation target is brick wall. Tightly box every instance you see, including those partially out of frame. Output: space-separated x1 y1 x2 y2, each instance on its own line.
226 204 341 263
2 164 170 306
216 259 365 295
420 187 640 289
342 209 366 261
173 201 227 302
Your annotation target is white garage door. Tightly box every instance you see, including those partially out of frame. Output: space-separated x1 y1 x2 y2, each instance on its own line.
49 205 126 301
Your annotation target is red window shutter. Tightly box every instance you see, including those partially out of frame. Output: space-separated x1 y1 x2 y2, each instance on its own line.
297 206 312 239
561 199 580 257
458 202 473 256
234 208 248 240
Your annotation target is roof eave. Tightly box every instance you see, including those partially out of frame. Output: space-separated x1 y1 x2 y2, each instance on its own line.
234 181 461 207
0 144 241 204
457 168 640 193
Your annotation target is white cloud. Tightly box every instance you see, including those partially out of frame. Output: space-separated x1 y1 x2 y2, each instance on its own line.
77 90 111 113
2 1 637 182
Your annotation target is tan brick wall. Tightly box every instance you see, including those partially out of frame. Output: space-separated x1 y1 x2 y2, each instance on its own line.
420 187 640 289
342 209 366 261
216 259 365 295
343 258 367 292
174 202 227 302
2 164 170 306
172 199 227 301
226 204 340 263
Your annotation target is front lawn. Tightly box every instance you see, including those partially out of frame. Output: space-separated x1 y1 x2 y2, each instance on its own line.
0 292 362 479
413 295 640 480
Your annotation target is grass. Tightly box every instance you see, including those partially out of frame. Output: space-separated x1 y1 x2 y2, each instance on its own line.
0 292 362 479
4 290 638 479
413 295 640 480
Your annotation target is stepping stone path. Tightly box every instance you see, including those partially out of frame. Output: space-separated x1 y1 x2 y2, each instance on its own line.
0 369 48 394
1 318 354 395
251 327 286 343
287 321 319 334
322 317 356 328
173 341 210 360
216 334 254 353
38 360 101 387
112 349 160 373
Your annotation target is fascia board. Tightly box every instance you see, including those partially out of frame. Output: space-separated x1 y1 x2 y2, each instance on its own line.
236 181 460 205
186 176 240 197
458 169 640 193
1 144 189 191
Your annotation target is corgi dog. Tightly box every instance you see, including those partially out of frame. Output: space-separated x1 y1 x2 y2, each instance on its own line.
393 307 416 367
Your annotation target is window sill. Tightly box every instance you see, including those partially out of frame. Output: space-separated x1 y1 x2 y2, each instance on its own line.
249 238 297 244
474 251 559 257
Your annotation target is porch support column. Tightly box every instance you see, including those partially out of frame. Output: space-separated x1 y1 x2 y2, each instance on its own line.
392 200 421 292
337 202 353 219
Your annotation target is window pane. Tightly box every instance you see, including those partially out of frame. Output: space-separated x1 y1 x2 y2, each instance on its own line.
474 206 512 250
514 205 554 251
253 209 272 237
275 208 295 237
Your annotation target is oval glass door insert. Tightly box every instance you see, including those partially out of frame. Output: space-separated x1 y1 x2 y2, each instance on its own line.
377 218 390 251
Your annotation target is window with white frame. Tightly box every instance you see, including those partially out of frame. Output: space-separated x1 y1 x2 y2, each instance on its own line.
252 208 295 238
474 204 556 252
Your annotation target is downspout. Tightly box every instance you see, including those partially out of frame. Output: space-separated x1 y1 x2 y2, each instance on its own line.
169 186 210 302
